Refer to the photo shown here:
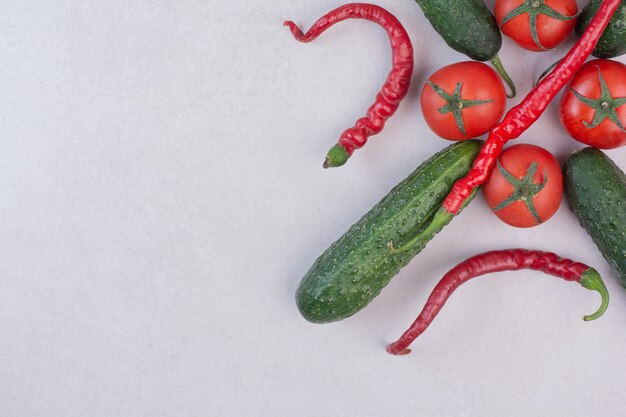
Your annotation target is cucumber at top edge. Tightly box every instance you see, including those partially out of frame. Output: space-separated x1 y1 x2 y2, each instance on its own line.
575 0 626 58
414 0 502 62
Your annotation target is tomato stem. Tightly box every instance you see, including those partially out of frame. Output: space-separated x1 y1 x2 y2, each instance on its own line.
491 160 548 224
569 66 626 131
499 0 577 51
426 80 494 137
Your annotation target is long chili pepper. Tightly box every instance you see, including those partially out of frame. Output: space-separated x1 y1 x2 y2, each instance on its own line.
388 0 621 254
387 249 609 355
284 3 414 168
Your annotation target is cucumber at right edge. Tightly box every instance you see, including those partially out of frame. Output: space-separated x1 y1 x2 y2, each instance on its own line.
564 148 626 287
576 0 626 58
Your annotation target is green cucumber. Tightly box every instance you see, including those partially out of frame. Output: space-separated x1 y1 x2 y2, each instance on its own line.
413 0 515 96
415 0 500 61
564 148 626 287
576 0 626 58
297 140 483 323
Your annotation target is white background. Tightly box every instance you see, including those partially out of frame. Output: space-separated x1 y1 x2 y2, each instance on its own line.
1 0 625 416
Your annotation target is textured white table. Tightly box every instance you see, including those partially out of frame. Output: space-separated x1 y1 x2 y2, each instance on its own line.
1 1 625 416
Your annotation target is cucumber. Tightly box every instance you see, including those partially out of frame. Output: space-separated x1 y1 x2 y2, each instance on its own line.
297 140 483 323
575 0 626 58
413 0 515 96
414 0 500 61
564 148 626 287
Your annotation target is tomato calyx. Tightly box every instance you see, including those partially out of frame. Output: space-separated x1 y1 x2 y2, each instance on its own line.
499 0 577 50
492 160 548 224
570 66 626 131
425 80 494 136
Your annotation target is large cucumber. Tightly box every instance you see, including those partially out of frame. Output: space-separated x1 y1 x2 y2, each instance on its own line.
297 140 483 323
564 148 626 287
575 0 626 58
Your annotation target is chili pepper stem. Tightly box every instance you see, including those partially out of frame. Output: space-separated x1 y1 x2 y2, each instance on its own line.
536 59 562 86
387 207 453 254
490 55 517 98
388 186 479 254
324 144 350 168
579 268 609 321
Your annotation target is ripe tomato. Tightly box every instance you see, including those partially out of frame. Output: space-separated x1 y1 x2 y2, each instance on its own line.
482 144 563 228
495 0 578 52
420 62 506 141
559 59 626 149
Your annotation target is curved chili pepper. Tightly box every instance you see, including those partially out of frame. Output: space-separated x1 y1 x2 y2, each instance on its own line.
284 3 414 168
387 249 609 355
388 0 621 253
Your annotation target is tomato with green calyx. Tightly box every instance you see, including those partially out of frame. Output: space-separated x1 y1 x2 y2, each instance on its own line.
421 61 506 141
559 59 626 149
483 144 563 228
495 0 578 52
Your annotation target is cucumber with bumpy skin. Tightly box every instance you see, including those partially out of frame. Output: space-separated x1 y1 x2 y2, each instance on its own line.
564 147 626 287
415 0 500 61
413 0 516 96
297 140 483 323
575 0 626 58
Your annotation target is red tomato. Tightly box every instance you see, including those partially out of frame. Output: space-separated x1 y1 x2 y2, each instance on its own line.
495 0 578 52
559 59 626 149
420 62 506 141
482 144 563 228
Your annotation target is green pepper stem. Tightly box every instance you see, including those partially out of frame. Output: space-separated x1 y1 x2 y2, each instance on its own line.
579 268 609 321
535 59 562 86
490 55 516 98
387 207 454 254
324 144 350 168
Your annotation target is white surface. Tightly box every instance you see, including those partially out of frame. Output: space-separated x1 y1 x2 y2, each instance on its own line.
1 0 625 416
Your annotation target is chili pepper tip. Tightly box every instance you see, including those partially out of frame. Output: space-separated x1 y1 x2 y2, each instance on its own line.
579 268 609 321
386 344 411 355
323 144 350 168
283 21 306 42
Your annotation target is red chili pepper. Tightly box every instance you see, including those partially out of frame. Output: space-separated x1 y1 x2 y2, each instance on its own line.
284 3 414 168
388 0 621 253
387 249 609 355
